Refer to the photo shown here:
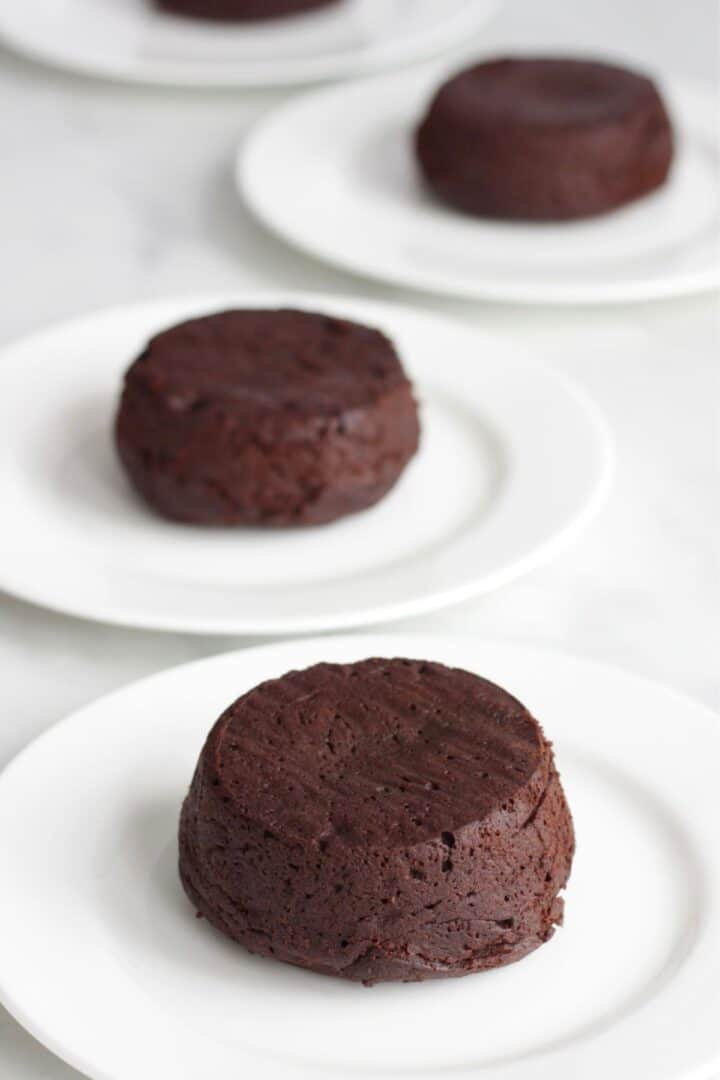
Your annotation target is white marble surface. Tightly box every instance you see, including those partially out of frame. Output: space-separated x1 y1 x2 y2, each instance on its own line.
0 0 718 1076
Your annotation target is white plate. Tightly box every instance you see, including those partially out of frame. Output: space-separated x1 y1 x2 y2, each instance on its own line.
240 70 720 304
0 292 611 635
0 0 500 88
1 634 719 1080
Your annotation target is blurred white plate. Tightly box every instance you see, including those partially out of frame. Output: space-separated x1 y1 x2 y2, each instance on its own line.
0 292 611 635
0 634 719 1080
0 0 500 87
240 71 720 303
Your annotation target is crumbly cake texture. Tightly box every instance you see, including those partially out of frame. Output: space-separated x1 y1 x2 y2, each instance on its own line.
115 308 420 527
416 57 674 220
179 658 575 984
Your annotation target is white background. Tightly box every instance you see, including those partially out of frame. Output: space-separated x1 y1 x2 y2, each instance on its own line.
1 0 718 1075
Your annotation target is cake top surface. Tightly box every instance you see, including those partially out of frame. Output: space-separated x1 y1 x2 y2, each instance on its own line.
125 308 408 417
430 57 662 127
207 658 545 849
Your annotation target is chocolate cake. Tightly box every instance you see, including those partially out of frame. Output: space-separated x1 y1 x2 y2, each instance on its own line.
153 0 339 20
416 57 674 220
115 309 420 527
179 658 574 984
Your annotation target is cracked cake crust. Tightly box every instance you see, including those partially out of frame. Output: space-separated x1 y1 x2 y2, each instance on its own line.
179 658 575 984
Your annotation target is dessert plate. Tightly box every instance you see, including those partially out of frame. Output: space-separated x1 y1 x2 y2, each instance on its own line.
0 635 718 1080
0 0 500 88
240 71 720 303
0 292 611 635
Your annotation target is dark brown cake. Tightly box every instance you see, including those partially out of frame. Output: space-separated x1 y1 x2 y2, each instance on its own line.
416 57 674 221
179 658 575 984
153 0 339 20
115 309 420 527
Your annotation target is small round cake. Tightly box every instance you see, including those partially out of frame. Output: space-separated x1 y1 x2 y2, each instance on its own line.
153 0 339 20
179 658 574 984
115 309 420 527
416 57 674 221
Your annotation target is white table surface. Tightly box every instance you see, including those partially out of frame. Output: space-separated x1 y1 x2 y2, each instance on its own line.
1 0 718 1076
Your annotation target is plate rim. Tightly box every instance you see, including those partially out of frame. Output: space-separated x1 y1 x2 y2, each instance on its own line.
1 633 719 1080
0 290 614 636
238 72 720 304
0 0 502 88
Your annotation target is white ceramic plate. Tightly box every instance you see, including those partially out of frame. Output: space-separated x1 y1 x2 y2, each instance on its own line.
0 292 611 635
240 70 720 304
0 0 500 88
1 634 719 1080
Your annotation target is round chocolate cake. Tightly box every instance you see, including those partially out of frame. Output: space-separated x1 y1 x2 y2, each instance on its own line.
416 57 674 221
115 309 419 527
179 658 575 984
153 0 339 20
